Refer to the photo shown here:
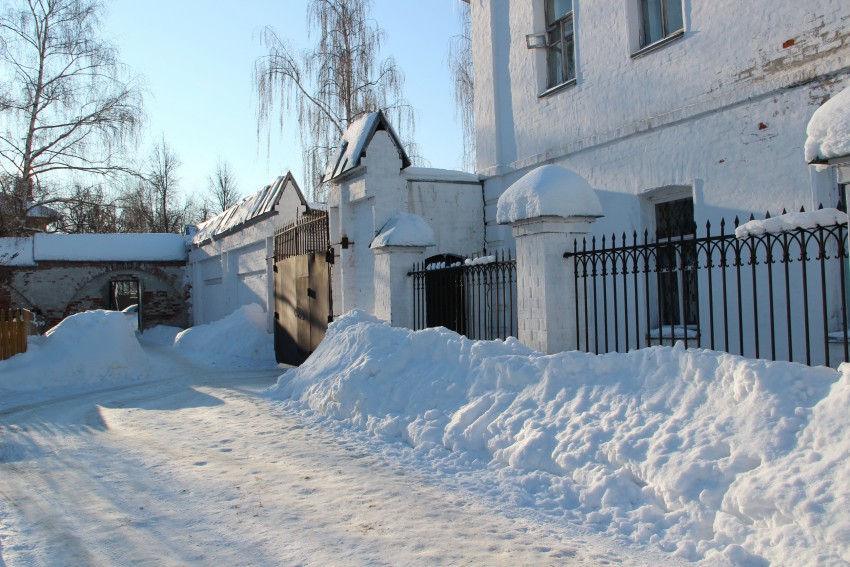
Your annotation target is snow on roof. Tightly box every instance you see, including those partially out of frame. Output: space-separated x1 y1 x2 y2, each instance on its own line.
805 84 850 163
33 233 187 262
403 167 482 183
321 111 411 183
370 212 436 248
27 202 60 220
0 237 35 266
735 208 848 238
496 165 603 224
0 197 59 219
193 173 305 245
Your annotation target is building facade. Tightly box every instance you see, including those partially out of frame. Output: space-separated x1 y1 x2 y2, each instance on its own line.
469 0 850 248
188 173 312 332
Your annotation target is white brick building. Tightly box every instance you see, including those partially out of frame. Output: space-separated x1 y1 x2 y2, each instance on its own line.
188 173 313 332
319 2 850 364
468 0 850 247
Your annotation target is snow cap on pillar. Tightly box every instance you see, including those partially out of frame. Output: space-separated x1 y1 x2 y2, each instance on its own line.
370 212 436 248
496 165 603 224
805 84 850 164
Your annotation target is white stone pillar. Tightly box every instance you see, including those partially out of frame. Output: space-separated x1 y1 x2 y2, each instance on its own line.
370 212 435 328
510 217 598 354
372 245 428 329
497 165 604 354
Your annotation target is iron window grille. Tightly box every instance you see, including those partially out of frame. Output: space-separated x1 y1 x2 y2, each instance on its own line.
654 198 698 332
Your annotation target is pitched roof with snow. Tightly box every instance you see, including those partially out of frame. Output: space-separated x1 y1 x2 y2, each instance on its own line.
321 110 411 183
192 172 306 245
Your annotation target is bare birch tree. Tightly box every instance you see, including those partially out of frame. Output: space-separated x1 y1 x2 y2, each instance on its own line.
117 139 191 233
254 0 416 201
448 1 475 172
206 158 240 214
0 0 143 235
52 182 119 233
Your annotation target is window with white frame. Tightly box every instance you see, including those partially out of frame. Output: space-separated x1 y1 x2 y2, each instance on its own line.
638 0 684 50
545 0 576 89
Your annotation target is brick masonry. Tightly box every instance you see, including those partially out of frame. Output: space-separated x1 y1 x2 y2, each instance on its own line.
0 261 189 330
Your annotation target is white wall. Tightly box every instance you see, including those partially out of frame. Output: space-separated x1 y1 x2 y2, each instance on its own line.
404 168 485 257
469 0 850 245
189 176 310 330
189 219 275 330
328 132 485 319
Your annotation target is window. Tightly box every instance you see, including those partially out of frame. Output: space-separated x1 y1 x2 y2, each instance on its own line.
638 0 684 49
654 197 698 329
545 0 576 89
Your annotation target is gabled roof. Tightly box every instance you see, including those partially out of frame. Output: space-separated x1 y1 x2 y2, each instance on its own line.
321 110 411 183
192 172 306 245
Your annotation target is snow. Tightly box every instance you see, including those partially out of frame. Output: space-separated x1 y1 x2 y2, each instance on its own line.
323 112 377 182
271 310 850 565
32 232 187 262
465 254 496 266
370 212 436 248
734 208 847 238
496 165 604 225
805 84 850 163
0 237 35 266
172 304 276 368
0 305 274 397
322 111 409 182
192 176 291 245
403 166 482 183
0 311 671 566
0 310 151 393
4 305 850 565
648 325 701 339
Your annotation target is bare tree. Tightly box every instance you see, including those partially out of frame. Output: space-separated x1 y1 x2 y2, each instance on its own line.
117 139 191 233
254 0 416 201
448 1 474 172
52 182 119 233
146 140 182 233
0 0 143 236
206 158 240 215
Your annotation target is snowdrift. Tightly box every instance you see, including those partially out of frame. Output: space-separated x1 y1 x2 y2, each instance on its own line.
271 310 849 566
0 310 151 392
172 304 275 368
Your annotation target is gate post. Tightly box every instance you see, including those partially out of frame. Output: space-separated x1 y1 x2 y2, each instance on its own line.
372 246 428 329
370 212 435 329
497 166 603 354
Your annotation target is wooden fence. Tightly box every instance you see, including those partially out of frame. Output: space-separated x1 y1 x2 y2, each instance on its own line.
0 309 39 360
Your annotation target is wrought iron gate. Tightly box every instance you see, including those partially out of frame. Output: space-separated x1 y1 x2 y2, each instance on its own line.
273 211 333 365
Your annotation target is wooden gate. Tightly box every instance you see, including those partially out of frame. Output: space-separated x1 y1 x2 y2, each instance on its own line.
0 309 38 360
273 211 333 365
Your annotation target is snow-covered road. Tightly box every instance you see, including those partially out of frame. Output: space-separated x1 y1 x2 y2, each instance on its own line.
0 345 683 566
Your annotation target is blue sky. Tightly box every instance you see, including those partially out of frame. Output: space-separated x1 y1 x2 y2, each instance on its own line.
103 0 467 202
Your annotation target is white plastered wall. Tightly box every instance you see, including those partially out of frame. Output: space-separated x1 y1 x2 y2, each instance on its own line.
468 0 850 246
328 130 485 320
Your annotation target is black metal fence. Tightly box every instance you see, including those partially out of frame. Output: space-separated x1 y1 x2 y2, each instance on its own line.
410 250 517 341
274 210 329 260
566 208 849 367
